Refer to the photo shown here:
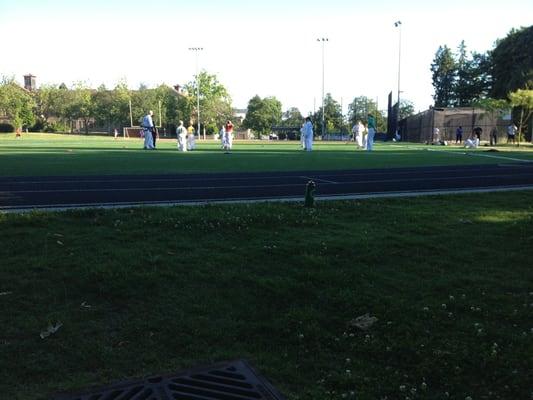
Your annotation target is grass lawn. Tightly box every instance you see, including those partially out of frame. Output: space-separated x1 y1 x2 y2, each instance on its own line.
1 191 532 399
1 133 533 176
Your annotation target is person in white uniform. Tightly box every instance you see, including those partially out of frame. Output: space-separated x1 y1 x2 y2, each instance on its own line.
300 122 306 150
187 130 196 150
224 120 234 152
366 114 376 151
219 125 226 148
176 120 187 152
352 120 365 149
142 111 155 149
303 117 314 152
464 135 480 149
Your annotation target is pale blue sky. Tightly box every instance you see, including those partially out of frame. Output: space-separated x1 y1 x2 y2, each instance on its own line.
1 0 531 114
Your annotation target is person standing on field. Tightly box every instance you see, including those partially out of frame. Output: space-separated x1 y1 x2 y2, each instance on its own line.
142 110 155 149
300 121 306 150
224 120 234 152
366 114 376 151
456 126 463 144
176 120 187 151
352 120 365 149
219 124 226 148
507 123 517 144
303 117 314 152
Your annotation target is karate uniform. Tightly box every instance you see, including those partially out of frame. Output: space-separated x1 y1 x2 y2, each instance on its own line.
187 134 196 150
352 123 365 148
366 116 376 151
303 121 313 151
219 128 226 148
177 125 187 151
142 114 154 149
465 138 479 149
224 122 234 151
300 125 306 149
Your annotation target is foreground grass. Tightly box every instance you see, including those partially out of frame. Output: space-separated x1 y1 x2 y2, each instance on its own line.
1 192 533 399
1 133 533 176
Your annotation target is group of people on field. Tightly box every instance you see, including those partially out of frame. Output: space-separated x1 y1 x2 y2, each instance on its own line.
349 114 377 151
141 108 522 152
431 123 519 149
299 113 378 152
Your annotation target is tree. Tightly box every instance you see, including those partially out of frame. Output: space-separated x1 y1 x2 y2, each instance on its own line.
508 89 533 145
491 26 533 99
347 96 386 131
243 95 282 137
399 99 415 120
313 93 344 133
35 84 69 124
64 82 94 134
183 71 233 134
282 107 303 127
431 45 457 107
0 76 36 130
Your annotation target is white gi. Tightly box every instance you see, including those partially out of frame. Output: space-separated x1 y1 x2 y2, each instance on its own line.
142 113 154 149
303 120 314 151
176 124 187 152
465 137 480 149
300 124 306 149
187 133 196 150
224 130 233 150
352 122 365 148
366 115 376 151
219 127 226 148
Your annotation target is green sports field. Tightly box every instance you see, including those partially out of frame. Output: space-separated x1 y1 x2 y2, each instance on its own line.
1 133 533 176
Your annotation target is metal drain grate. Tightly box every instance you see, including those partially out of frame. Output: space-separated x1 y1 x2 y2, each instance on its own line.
53 359 286 400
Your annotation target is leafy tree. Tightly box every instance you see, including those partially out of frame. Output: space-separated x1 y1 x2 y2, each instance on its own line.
0 76 36 130
64 82 94 134
243 95 282 137
399 99 415 120
431 45 457 107
35 84 68 124
314 93 344 133
508 89 533 145
282 107 303 127
347 96 386 131
184 71 233 134
491 26 533 98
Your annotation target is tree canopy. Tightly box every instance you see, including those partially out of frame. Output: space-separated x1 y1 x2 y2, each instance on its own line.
491 26 533 98
243 95 282 136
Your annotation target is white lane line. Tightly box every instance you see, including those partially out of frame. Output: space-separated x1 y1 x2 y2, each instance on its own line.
427 148 533 163
301 176 338 184
3 185 533 213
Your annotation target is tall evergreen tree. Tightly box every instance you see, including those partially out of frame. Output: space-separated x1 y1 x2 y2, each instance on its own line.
431 45 457 107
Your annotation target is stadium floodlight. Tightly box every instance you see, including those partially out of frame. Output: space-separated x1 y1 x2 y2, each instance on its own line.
394 21 402 131
189 47 204 139
317 38 328 138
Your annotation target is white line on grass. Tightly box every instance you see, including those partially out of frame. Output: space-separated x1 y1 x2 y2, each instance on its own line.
427 148 533 163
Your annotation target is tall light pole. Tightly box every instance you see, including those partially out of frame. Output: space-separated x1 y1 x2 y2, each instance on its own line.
189 47 203 139
317 38 328 138
394 21 402 133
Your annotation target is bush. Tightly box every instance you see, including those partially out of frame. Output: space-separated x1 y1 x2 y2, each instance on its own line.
44 121 69 133
0 123 15 133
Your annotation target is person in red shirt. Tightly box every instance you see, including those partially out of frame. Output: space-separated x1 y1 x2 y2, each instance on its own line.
224 120 234 152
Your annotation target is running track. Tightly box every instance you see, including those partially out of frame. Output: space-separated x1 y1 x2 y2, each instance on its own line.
1 163 533 211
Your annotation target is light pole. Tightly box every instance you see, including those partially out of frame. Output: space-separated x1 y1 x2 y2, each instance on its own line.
317 38 328 138
189 47 203 139
394 21 402 133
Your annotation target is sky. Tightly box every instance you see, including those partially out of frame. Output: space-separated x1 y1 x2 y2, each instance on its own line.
1 0 531 116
